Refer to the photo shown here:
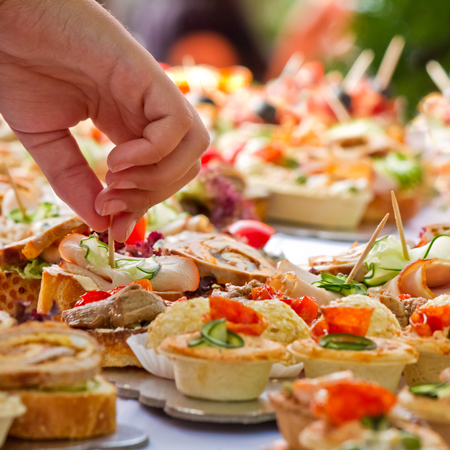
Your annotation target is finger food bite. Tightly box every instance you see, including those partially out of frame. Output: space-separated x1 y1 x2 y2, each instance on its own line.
0 322 116 440
401 295 450 386
158 296 285 401
289 302 417 390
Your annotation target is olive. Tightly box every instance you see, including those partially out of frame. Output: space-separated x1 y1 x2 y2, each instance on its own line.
253 100 277 124
186 93 216 106
338 90 352 109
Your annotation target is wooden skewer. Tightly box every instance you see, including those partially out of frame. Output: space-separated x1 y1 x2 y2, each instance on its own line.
281 52 304 77
345 213 390 284
391 191 409 260
342 49 374 94
375 35 405 91
108 215 115 269
324 85 351 123
426 60 450 93
3 161 28 222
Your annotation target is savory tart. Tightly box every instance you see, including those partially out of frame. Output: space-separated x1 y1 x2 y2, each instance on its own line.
0 322 116 440
269 371 354 450
289 303 417 391
158 296 285 401
298 379 448 450
398 371 450 445
401 295 450 386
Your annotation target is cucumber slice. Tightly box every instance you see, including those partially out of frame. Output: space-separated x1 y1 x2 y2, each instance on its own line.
201 319 245 349
187 336 212 348
319 333 377 351
208 319 227 343
410 234 450 260
226 330 244 348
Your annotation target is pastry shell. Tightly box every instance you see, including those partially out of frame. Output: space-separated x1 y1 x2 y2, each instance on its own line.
287 337 418 391
159 332 285 401
401 332 450 386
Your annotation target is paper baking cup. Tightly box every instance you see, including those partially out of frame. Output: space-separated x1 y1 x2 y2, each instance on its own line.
270 362 304 379
126 334 174 380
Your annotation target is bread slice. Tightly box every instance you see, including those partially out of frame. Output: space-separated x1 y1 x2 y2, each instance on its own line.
8 376 116 440
37 269 86 317
0 270 41 315
88 328 146 368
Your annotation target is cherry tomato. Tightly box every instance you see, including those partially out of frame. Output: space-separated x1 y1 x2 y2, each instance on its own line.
201 147 223 165
75 290 111 307
228 220 275 249
126 217 147 245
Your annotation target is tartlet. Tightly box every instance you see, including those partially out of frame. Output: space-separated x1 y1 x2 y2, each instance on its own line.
288 337 418 391
159 331 285 401
268 371 354 450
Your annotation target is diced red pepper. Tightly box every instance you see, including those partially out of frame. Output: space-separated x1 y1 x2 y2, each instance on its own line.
133 279 153 292
75 290 111 307
249 282 284 300
398 294 412 301
281 296 319 326
410 304 450 337
165 296 188 307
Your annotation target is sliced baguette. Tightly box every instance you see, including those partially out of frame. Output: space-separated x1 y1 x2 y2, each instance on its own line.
8 376 116 440
88 328 146 368
37 269 87 316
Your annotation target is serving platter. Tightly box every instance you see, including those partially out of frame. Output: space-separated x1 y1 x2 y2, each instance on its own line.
104 368 291 424
3 425 149 450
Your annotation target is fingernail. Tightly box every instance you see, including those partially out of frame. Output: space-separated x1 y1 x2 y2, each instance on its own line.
109 180 138 189
100 199 127 216
112 163 133 173
125 221 137 239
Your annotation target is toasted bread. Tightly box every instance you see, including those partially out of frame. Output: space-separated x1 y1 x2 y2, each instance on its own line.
8 376 116 440
38 269 86 316
0 270 41 315
88 328 146 368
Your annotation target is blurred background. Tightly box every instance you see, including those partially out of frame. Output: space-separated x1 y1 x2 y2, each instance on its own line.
104 0 450 118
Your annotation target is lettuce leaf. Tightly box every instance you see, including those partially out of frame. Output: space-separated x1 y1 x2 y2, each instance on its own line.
5 258 50 279
7 202 59 224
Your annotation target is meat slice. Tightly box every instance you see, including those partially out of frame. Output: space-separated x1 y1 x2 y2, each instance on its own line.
211 280 264 302
110 284 166 328
62 284 166 330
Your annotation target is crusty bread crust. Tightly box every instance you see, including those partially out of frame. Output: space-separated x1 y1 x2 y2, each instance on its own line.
0 270 41 315
88 328 146 368
38 269 86 317
8 376 116 440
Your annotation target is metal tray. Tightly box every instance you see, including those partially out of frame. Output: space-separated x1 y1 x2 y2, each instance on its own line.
3 425 148 450
104 368 289 424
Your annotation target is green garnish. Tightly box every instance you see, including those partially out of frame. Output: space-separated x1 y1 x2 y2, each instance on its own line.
4 257 50 280
295 174 308 184
319 333 377 351
188 319 244 349
283 157 299 169
360 414 390 431
7 202 59 224
399 430 422 450
373 152 423 190
312 273 368 296
409 381 450 399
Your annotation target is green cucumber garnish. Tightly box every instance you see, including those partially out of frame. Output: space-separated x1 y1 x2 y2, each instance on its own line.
360 414 390 431
188 319 244 349
399 430 422 450
319 333 377 351
312 273 368 296
409 382 450 399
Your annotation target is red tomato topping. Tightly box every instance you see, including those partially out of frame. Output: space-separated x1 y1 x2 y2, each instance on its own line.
126 217 147 245
166 297 188 307
75 290 111 307
255 143 284 164
249 283 284 300
311 380 396 426
281 296 319 326
310 305 374 341
207 295 268 336
228 220 275 249
410 304 450 337
398 294 412 301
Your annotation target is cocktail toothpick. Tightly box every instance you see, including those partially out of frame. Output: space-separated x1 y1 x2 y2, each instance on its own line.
324 85 351 123
375 35 405 91
108 215 115 269
3 161 28 222
345 213 390 284
391 191 409 260
426 60 450 93
342 49 374 94
281 52 304 77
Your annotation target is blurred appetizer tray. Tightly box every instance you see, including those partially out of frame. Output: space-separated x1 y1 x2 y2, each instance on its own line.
3 425 148 450
268 220 398 242
104 368 288 424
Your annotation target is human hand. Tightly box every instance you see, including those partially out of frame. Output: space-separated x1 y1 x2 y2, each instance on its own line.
0 0 209 241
